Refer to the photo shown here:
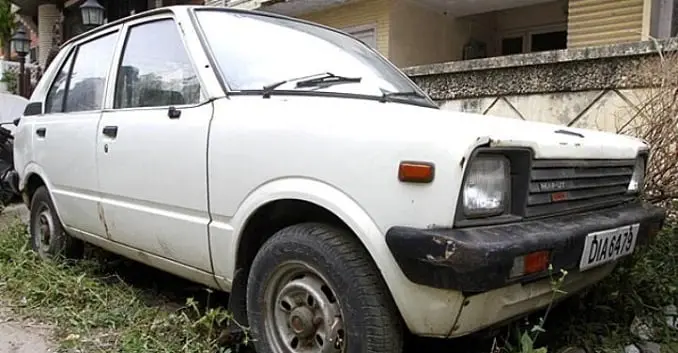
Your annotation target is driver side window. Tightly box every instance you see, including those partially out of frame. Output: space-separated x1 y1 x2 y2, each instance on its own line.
114 19 201 109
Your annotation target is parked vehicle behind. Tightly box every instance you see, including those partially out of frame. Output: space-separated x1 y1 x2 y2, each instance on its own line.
13 6 666 353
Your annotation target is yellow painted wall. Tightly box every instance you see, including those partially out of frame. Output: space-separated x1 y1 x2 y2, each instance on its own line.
299 0 391 56
389 0 494 67
568 0 645 48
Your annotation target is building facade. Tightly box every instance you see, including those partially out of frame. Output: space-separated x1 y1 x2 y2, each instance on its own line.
226 0 678 68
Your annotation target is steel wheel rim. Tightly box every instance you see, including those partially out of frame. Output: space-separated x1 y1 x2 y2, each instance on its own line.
34 202 55 257
264 261 346 353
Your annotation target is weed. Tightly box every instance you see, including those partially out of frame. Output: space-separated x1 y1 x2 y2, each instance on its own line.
544 225 678 352
0 218 250 352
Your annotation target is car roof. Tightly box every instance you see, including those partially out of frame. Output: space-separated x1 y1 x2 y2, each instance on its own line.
61 5 347 48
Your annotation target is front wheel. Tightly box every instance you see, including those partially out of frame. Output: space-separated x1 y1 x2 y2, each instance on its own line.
29 186 83 260
247 223 403 353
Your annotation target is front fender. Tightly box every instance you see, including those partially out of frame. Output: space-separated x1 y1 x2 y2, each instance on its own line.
209 177 465 336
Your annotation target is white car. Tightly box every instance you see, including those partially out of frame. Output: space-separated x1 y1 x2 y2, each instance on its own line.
13 6 666 353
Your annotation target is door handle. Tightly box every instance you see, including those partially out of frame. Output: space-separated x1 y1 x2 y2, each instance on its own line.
102 126 118 138
35 127 46 137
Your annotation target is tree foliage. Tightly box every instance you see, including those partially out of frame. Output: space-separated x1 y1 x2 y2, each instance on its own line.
0 0 16 60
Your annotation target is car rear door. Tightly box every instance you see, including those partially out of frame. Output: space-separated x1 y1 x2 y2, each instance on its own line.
29 28 120 238
95 15 213 272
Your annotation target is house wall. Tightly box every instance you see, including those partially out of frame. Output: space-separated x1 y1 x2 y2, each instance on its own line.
567 0 646 48
389 0 495 67
388 0 567 66
496 1 567 35
389 1 460 67
299 0 391 56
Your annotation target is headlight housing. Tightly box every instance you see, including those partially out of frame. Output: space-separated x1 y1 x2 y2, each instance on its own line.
462 156 510 217
627 157 645 194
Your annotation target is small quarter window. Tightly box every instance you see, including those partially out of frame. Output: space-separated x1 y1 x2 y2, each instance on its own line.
114 19 201 109
44 51 74 114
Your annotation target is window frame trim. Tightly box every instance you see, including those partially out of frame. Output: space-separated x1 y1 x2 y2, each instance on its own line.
339 23 378 49
41 26 123 116
499 23 567 55
104 14 209 112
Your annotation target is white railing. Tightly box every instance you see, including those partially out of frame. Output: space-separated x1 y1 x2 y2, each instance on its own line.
0 60 39 94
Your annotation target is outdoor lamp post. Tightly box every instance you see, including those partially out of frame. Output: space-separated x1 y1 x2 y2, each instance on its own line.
10 24 30 98
80 0 105 31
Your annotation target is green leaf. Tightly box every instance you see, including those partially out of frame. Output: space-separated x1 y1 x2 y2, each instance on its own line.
521 332 534 353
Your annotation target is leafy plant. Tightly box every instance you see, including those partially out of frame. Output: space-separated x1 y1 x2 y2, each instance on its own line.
1 68 17 94
0 0 15 60
501 266 569 353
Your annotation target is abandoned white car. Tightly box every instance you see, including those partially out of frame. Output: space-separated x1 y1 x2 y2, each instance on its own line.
12 5 666 353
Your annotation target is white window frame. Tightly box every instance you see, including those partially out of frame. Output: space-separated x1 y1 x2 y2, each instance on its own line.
499 23 567 55
340 24 378 49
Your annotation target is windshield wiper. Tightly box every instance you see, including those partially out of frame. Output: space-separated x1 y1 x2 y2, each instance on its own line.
380 90 427 102
262 72 362 98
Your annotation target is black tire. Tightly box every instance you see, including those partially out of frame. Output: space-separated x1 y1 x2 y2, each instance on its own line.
247 222 403 353
29 186 83 260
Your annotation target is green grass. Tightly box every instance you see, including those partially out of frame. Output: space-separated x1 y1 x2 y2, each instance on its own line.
0 218 249 353
0 213 676 353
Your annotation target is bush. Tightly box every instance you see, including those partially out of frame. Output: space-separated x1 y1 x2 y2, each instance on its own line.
0 69 17 95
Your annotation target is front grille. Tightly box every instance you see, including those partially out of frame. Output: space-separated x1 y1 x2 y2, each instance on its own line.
525 159 636 218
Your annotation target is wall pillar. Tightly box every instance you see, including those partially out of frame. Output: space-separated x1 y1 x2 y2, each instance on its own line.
37 3 61 68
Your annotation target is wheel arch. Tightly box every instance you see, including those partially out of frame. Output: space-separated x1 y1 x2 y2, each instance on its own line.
221 177 413 329
19 164 53 209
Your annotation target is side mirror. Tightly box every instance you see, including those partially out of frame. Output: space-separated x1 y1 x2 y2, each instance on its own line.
12 117 20 126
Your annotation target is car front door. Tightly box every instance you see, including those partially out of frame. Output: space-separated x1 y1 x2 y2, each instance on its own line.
31 28 120 237
96 16 213 272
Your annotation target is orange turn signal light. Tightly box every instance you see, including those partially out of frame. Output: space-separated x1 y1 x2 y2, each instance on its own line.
524 251 550 274
510 250 550 278
398 162 435 183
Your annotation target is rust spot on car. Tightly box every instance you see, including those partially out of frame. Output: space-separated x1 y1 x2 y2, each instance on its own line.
425 237 456 263
97 204 112 239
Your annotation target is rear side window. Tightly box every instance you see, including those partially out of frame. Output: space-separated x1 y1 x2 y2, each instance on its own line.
65 32 119 112
43 31 119 114
114 19 201 109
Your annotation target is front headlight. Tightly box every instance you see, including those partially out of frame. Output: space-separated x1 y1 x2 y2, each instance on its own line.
627 157 645 193
463 156 510 217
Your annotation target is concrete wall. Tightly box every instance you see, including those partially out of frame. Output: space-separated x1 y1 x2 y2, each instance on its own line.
404 39 676 134
567 0 646 48
299 0 391 56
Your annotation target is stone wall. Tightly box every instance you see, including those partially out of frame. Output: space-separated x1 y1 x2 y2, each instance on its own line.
403 39 678 134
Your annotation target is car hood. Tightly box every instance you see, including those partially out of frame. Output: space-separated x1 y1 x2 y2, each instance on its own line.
344 98 646 160
234 95 648 160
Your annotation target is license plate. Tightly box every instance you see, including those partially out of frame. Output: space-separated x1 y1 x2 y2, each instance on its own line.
579 223 640 271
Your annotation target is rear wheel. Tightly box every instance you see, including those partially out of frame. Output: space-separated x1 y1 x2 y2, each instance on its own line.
29 186 83 260
247 222 403 353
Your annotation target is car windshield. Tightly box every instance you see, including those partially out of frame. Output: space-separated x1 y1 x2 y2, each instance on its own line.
194 10 434 106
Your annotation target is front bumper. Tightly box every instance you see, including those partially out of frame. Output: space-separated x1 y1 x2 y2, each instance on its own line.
385 202 666 293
